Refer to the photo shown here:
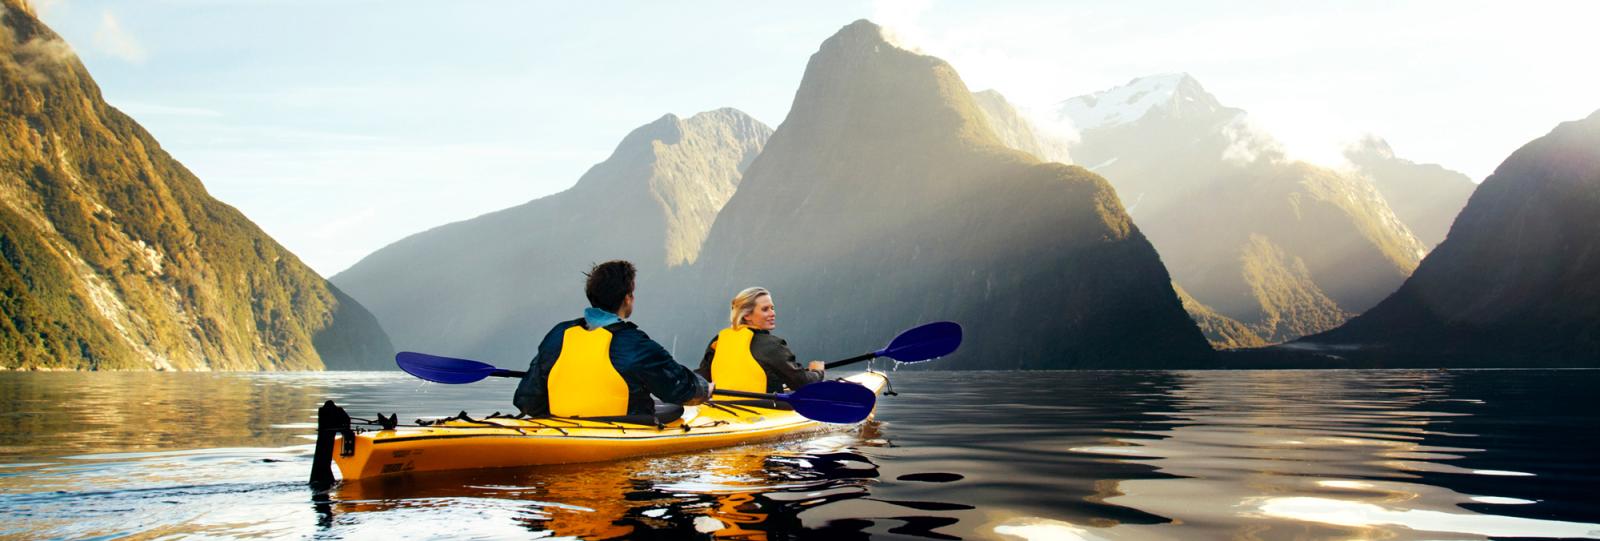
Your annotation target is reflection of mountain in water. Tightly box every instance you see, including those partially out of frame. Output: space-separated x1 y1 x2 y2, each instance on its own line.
5 372 1597 539
1068 370 1600 539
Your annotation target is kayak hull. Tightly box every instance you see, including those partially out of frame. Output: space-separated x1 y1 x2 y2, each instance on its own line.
332 372 887 481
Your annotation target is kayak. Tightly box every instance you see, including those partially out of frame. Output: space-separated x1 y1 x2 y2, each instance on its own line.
326 371 889 481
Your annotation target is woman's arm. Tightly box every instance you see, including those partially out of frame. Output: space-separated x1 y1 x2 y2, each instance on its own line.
751 334 823 391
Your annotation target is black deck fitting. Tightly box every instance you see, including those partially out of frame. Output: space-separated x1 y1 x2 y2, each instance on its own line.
310 400 352 489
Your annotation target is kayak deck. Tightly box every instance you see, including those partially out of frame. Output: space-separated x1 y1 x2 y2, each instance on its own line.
330 372 888 481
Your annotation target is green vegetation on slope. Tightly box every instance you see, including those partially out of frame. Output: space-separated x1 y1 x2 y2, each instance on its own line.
1 1 393 370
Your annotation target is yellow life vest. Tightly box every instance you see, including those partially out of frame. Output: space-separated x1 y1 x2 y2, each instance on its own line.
710 326 767 393
547 325 630 417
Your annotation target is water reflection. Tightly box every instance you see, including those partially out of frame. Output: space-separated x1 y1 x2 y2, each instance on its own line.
1053 370 1600 540
323 430 973 539
0 372 329 462
3 370 1599 539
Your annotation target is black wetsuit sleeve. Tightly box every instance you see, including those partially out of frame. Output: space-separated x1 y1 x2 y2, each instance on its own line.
751 333 823 392
625 330 712 406
694 336 718 380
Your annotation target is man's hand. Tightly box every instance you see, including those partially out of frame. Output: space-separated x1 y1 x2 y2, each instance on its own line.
807 361 825 372
682 381 713 406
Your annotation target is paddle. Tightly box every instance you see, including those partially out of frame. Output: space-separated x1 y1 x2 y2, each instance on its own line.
395 352 877 423
711 382 877 424
824 321 962 369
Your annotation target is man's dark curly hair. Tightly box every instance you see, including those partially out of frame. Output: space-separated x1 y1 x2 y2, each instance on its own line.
584 260 636 313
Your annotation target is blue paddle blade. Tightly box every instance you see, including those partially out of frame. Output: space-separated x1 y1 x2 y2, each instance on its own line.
396 351 498 384
877 321 962 363
784 380 878 423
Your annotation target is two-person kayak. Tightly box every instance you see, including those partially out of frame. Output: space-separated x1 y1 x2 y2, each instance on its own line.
321 371 889 481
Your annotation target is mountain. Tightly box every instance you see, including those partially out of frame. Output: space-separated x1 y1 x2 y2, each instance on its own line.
652 20 1213 369
332 109 771 364
1298 109 1600 366
1173 283 1267 350
970 90 1071 164
1052 73 1425 345
1343 136 1476 249
0 1 393 370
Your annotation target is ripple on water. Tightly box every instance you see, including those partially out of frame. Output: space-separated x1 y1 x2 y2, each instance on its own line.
3 370 1599 539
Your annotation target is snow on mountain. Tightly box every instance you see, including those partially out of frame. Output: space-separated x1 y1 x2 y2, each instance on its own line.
1052 73 1222 132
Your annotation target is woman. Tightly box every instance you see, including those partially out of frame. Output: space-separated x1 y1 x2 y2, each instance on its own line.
696 287 825 394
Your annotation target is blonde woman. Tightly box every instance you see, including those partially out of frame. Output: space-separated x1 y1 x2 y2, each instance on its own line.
695 287 825 394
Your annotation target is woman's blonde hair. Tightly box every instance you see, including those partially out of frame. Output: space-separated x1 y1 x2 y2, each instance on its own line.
729 287 771 328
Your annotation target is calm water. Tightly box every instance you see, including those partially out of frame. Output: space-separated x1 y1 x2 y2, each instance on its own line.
2 369 1598 540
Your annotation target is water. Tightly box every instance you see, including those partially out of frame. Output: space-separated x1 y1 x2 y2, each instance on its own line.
2 369 1598 539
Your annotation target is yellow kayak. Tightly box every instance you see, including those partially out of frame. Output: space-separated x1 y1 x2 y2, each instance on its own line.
325 372 888 481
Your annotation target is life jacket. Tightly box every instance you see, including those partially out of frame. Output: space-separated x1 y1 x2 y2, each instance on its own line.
547 325 630 417
710 326 766 393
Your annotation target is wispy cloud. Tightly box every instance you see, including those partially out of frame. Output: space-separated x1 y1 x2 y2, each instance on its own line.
1 3 76 84
114 101 224 118
93 10 145 63
30 0 64 17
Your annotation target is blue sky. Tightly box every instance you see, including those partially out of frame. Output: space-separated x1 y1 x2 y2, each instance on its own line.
25 0 1600 276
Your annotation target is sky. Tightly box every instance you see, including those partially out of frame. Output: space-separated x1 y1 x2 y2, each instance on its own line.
24 0 1600 276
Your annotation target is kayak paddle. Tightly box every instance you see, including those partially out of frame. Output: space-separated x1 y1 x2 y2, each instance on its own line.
824 321 962 369
710 382 877 424
396 351 526 383
395 351 877 423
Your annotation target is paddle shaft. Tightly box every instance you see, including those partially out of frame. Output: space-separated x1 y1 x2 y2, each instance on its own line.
824 352 878 370
712 388 790 401
496 357 873 376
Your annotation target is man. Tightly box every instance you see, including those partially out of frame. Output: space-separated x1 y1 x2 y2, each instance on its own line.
513 260 711 421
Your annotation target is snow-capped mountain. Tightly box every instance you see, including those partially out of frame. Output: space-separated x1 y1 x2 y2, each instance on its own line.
1053 73 1227 132
1036 74 1426 347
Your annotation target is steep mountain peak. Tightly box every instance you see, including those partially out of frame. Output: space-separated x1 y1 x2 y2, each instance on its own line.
4 0 36 18
612 113 685 154
821 19 905 55
1300 107 1600 366
684 107 770 145
1343 133 1475 248
333 108 769 357
677 22 1213 369
1348 134 1396 160
780 19 998 158
573 108 767 196
1054 72 1225 132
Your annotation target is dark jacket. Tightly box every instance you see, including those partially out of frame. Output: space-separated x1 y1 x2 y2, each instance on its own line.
695 329 823 393
513 318 710 417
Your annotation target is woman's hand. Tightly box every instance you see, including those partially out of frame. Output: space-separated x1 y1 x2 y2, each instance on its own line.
807 361 826 372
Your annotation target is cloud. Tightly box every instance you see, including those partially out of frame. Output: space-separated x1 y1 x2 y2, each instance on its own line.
27 0 63 17
870 0 932 52
1 4 77 84
1220 115 1285 165
93 10 146 63
114 101 225 118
